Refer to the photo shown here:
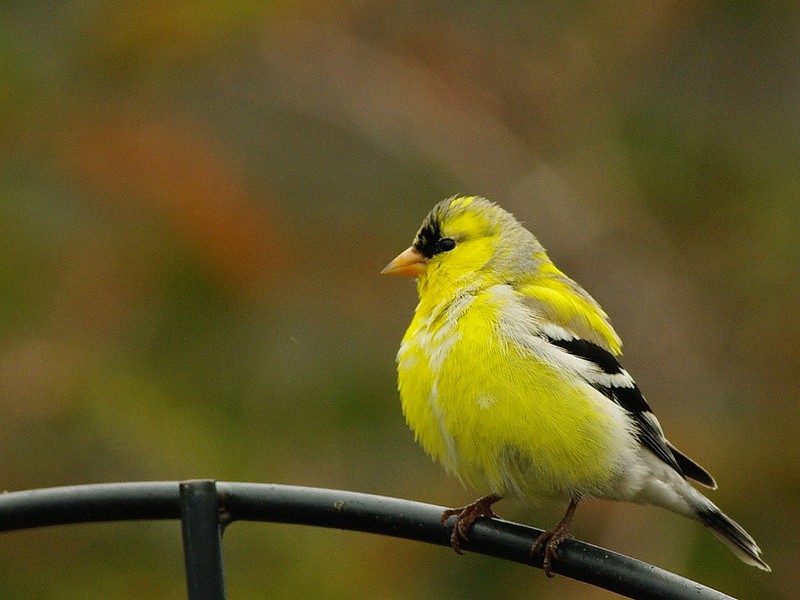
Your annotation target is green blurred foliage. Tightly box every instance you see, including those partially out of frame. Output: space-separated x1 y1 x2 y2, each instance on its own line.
1 1 798 598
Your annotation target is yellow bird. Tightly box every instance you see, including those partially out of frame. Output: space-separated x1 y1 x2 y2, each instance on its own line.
382 196 769 575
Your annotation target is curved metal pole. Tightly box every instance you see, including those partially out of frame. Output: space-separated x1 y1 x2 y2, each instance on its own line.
0 481 736 600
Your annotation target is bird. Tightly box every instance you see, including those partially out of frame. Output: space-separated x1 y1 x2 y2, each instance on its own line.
381 195 769 576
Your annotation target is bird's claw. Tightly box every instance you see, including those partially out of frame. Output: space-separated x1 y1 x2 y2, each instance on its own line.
528 497 579 577
441 495 502 554
531 526 573 577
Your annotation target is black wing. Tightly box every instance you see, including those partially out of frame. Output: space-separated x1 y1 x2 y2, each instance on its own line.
546 335 689 480
668 440 716 489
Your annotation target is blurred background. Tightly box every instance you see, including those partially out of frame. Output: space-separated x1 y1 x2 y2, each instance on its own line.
1 2 798 598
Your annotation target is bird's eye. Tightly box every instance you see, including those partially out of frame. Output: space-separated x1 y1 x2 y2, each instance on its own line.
437 238 456 252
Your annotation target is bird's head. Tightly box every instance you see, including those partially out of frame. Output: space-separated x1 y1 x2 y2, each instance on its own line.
382 196 542 296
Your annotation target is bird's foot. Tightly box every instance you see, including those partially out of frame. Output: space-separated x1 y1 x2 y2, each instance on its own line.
530 497 580 577
530 523 573 577
440 494 502 554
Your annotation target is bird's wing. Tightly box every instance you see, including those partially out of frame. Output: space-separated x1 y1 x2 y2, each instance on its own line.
667 440 717 489
519 280 715 487
539 327 684 477
520 277 622 355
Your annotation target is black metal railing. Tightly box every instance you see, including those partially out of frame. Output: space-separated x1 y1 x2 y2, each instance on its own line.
0 480 736 600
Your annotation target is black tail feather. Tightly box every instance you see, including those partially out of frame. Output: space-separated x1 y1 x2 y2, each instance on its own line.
697 503 770 571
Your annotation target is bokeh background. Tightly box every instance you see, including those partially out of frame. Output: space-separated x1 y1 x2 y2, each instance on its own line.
1 2 798 598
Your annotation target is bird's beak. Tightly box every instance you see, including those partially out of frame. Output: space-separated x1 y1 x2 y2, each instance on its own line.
381 246 427 277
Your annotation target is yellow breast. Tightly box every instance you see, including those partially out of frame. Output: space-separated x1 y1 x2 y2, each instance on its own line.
397 286 631 500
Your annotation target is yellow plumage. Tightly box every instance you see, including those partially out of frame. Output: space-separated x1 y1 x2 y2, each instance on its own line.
398 285 626 499
383 196 769 574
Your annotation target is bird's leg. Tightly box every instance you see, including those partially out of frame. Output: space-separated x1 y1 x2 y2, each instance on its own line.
440 494 503 554
531 496 580 577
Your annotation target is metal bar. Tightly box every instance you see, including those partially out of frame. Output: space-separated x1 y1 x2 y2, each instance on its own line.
0 482 737 600
218 483 736 600
0 481 180 531
179 480 226 600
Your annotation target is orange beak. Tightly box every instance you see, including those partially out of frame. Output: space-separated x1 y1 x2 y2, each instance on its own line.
381 246 427 277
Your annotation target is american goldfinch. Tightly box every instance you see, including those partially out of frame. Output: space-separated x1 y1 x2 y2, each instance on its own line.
382 196 769 575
